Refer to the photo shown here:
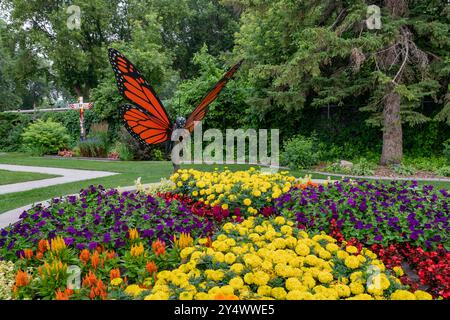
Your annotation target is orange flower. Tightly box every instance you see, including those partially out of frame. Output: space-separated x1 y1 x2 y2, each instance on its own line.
96 245 104 253
106 250 116 260
79 249 90 265
15 270 30 287
151 239 166 256
55 288 73 300
110 268 121 281
91 251 102 270
22 249 33 259
36 251 44 259
89 280 107 300
38 239 49 253
82 271 98 288
146 261 158 274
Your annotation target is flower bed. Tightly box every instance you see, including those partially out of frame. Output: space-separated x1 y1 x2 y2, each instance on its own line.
275 180 449 250
143 216 431 300
170 168 298 215
0 185 216 261
0 169 447 300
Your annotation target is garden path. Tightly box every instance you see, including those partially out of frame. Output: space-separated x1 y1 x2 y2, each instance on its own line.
0 164 118 195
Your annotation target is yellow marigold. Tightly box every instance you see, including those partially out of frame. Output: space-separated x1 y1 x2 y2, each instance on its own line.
393 266 404 277
295 244 310 257
347 294 374 300
224 252 236 265
230 263 245 274
111 278 123 286
346 246 358 254
286 291 313 300
257 285 272 296
326 243 339 253
243 272 254 285
195 292 211 300
229 277 244 290
252 271 270 286
349 282 365 295
125 284 145 297
337 250 349 260
344 256 360 269
334 284 351 298
414 290 432 300
318 271 334 284
180 247 195 259
179 291 194 300
274 216 285 225
243 198 252 206
271 287 287 300
285 278 302 291
390 290 417 300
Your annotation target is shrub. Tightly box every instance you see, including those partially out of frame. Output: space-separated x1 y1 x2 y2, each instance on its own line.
444 139 450 164
118 127 165 161
436 166 450 177
111 141 133 161
350 158 376 176
0 113 32 152
78 138 108 158
21 119 70 155
391 164 417 176
280 135 322 169
77 122 111 158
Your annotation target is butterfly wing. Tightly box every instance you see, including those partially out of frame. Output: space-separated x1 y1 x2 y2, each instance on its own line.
184 60 243 133
108 48 172 144
121 104 172 146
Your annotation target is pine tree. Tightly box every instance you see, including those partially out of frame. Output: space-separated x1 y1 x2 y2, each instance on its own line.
230 0 449 164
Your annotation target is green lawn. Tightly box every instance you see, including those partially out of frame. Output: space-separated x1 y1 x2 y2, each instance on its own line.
0 153 447 214
0 169 59 185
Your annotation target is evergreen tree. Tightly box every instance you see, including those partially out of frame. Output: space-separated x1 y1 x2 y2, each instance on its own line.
230 0 449 164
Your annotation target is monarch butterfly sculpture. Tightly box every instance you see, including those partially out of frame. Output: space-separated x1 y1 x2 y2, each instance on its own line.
108 48 243 171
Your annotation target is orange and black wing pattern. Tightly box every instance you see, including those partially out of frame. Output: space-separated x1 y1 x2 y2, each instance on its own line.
121 105 172 145
108 48 172 145
184 60 243 133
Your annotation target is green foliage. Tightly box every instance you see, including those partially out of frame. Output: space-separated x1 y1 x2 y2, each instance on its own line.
436 166 450 177
350 158 376 176
390 164 417 176
0 112 32 151
116 142 134 161
21 119 70 155
171 45 249 130
280 135 322 170
77 122 111 158
77 138 108 158
443 139 450 164
403 156 447 172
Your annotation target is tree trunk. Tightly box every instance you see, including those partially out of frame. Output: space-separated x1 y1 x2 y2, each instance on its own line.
380 90 403 165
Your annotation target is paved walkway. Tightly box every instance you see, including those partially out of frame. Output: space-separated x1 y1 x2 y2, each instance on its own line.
0 164 118 195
